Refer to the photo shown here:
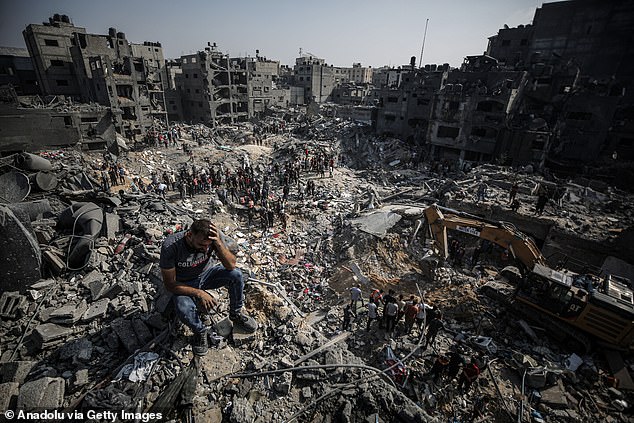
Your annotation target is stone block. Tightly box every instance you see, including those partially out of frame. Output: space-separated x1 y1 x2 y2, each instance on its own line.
49 301 87 324
111 319 140 353
0 361 34 384
131 319 153 345
0 206 41 290
17 377 65 410
540 381 569 409
73 369 89 388
82 298 110 321
0 382 19 411
33 323 73 348
59 338 93 362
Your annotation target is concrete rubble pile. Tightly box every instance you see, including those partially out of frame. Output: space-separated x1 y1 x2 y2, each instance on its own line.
1 109 633 422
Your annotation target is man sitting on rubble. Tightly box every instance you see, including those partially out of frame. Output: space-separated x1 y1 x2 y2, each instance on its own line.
160 219 257 356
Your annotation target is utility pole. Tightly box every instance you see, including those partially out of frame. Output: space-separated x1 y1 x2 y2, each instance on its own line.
419 18 429 69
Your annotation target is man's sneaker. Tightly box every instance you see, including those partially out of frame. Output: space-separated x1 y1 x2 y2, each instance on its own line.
229 312 257 333
192 329 208 356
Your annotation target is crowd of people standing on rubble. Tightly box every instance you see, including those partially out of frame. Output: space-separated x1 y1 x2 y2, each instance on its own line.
109 143 338 231
345 284 491 418
344 286 445 346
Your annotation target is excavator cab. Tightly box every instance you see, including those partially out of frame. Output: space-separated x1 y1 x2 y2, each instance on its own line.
516 264 587 320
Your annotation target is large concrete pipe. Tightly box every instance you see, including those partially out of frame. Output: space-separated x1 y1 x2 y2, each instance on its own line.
58 202 104 269
6 199 53 221
35 171 58 191
0 171 31 203
14 152 53 171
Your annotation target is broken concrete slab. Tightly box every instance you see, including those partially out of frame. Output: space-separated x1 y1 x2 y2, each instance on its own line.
17 377 65 410
111 319 141 353
0 291 26 319
0 361 35 384
49 300 88 324
0 205 41 289
0 382 19 411
104 212 121 240
82 298 110 321
540 380 569 409
59 338 93 362
214 317 234 338
33 323 73 348
350 209 402 239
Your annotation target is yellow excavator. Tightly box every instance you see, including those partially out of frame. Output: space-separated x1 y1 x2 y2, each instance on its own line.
424 204 634 350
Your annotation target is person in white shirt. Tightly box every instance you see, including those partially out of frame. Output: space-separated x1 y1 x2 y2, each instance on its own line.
349 284 364 316
416 302 429 334
157 182 167 199
384 299 399 334
366 299 378 331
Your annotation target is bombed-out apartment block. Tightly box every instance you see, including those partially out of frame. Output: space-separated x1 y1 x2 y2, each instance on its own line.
293 56 374 105
426 55 528 166
375 58 446 144
175 44 288 125
0 47 39 96
331 82 373 107
23 14 168 137
0 101 115 152
371 0 634 180
486 0 634 169
293 55 335 104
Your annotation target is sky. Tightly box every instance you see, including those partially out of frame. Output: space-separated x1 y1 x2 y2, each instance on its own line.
0 0 545 68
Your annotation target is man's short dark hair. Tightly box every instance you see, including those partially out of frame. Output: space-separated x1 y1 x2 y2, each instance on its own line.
190 219 212 235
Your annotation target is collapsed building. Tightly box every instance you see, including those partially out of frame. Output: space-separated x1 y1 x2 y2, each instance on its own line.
23 14 168 138
1 109 634 422
1 1 634 422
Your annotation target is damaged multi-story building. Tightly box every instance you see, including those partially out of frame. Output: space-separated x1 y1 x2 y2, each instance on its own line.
23 14 168 137
427 55 528 166
293 54 336 105
372 0 634 184
0 47 39 96
486 0 634 180
376 58 446 145
176 44 288 125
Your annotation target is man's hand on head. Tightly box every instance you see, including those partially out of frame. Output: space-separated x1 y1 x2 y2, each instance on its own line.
206 223 221 246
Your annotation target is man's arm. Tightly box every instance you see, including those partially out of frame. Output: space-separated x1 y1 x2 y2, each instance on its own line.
161 268 217 311
208 224 237 270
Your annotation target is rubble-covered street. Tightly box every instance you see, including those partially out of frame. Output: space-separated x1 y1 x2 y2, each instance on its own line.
1 109 633 423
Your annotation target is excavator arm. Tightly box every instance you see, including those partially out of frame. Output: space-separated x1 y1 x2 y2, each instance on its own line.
424 204 546 269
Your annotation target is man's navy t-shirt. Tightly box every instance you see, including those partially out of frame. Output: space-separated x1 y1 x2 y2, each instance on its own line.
159 231 210 282
159 230 238 282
